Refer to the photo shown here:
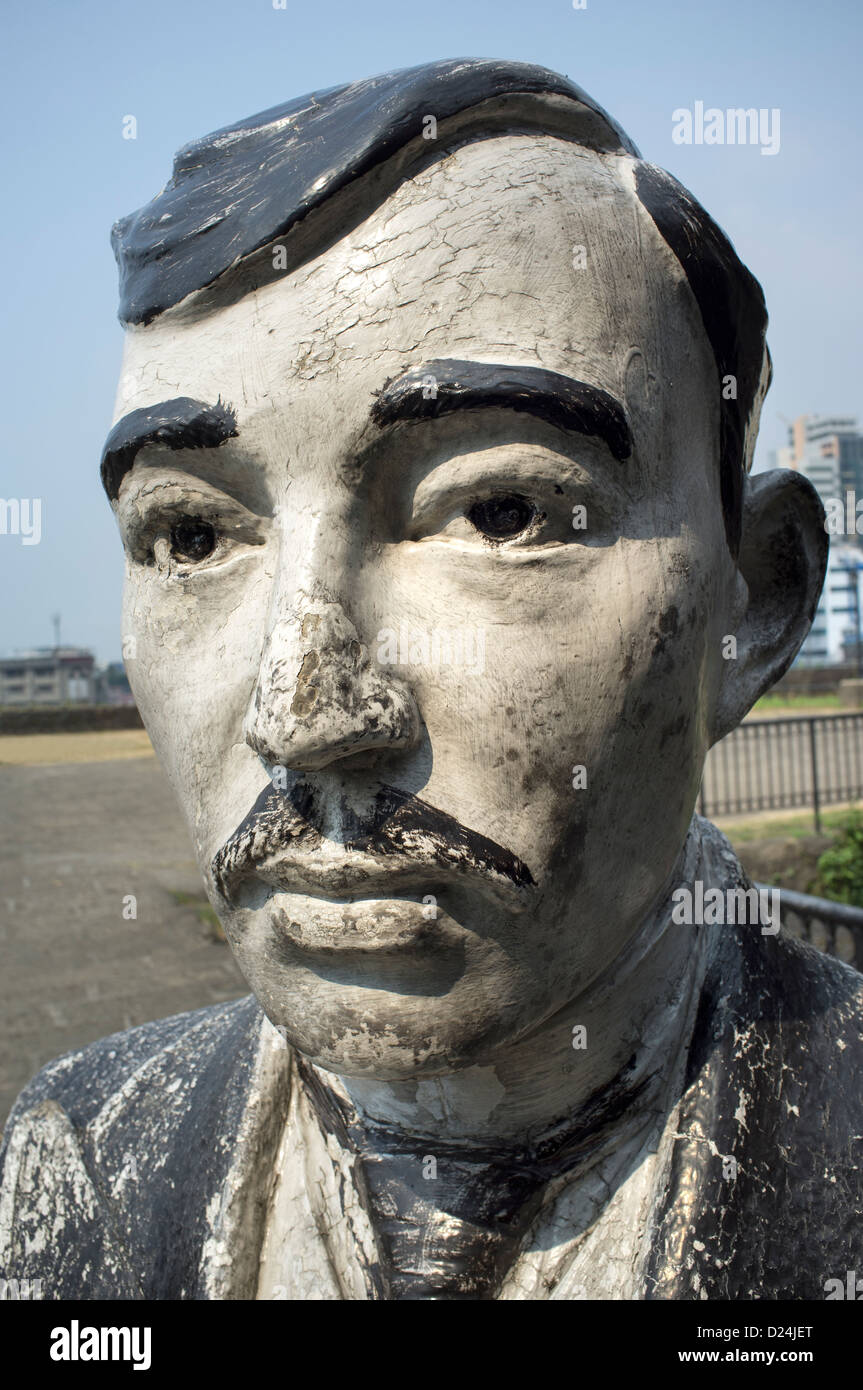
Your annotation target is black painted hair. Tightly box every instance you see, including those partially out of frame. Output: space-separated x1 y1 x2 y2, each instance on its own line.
112 57 769 553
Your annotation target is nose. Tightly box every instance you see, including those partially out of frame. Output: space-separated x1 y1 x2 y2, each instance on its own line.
244 589 421 772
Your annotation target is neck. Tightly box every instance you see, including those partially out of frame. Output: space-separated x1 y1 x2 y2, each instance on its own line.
309 819 715 1151
274 819 721 1299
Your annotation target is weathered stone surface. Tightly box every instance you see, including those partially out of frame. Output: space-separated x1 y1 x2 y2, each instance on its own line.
0 997 289 1299
3 821 862 1300
2 58 855 1299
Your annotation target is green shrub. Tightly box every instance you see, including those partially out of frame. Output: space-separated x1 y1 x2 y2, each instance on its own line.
814 810 863 907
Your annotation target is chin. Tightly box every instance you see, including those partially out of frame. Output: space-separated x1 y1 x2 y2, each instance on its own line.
241 952 534 1080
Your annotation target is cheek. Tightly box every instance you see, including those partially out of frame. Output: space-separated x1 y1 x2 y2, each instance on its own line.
526 590 706 838
367 540 713 887
592 553 711 771
577 569 713 891
121 560 271 837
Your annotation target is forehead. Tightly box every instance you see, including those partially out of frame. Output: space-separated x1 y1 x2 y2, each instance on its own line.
113 135 715 452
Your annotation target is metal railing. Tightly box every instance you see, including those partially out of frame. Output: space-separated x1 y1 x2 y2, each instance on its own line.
700 713 863 829
756 882 863 972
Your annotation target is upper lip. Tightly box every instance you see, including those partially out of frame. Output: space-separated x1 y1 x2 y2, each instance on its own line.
214 843 527 910
210 779 536 909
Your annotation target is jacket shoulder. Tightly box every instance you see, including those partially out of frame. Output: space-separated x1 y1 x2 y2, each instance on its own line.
2 994 259 1142
0 995 277 1300
649 831 863 1298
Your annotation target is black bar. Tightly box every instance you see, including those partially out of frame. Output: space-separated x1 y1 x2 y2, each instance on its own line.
809 718 821 834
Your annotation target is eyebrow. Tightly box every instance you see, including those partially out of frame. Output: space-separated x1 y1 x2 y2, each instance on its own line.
100 397 238 499
100 364 631 499
370 360 632 461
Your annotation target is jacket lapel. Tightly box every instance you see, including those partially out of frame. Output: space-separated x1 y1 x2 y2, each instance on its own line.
81 998 290 1299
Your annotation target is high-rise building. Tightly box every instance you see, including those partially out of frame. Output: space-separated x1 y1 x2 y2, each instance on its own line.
768 416 863 665
796 415 863 481
777 416 863 542
797 544 863 667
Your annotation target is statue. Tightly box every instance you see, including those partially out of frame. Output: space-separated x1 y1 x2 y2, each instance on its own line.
2 58 860 1302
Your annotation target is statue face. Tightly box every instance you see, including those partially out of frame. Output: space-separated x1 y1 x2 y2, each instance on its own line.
110 135 740 1079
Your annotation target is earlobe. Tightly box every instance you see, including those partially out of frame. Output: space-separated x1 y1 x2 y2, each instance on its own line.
710 470 828 743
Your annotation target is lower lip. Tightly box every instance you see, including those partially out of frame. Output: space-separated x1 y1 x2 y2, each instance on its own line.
263 891 452 955
230 848 524 917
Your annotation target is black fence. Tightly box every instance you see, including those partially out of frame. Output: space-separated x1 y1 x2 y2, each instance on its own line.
700 713 863 829
757 882 863 972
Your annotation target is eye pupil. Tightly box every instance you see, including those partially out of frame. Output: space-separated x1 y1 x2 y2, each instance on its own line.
170 518 216 561
467 495 534 539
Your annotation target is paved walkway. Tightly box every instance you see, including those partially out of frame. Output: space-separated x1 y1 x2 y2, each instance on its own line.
0 757 246 1129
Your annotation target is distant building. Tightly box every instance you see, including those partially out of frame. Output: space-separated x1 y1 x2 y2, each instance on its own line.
773 415 863 543
0 648 96 705
769 416 863 667
95 662 135 706
797 544 863 667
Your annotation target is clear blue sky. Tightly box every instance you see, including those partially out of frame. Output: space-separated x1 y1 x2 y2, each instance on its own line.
2 0 860 661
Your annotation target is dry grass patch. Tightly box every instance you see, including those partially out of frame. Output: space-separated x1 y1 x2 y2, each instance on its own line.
0 729 154 765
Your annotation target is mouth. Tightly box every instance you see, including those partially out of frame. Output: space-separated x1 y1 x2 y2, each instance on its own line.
228 844 525 913
211 780 536 918
263 889 454 955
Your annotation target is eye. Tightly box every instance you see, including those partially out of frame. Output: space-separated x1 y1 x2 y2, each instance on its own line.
467 494 536 540
169 517 217 562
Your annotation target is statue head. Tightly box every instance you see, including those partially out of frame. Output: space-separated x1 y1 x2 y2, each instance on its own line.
102 59 826 1082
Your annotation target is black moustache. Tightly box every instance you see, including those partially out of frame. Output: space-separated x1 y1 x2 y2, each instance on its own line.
211 780 535 899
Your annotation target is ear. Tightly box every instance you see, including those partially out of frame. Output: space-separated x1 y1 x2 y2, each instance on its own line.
710 470 828 743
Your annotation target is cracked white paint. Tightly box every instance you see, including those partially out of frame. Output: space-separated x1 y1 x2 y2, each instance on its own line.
0 110 842 1300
